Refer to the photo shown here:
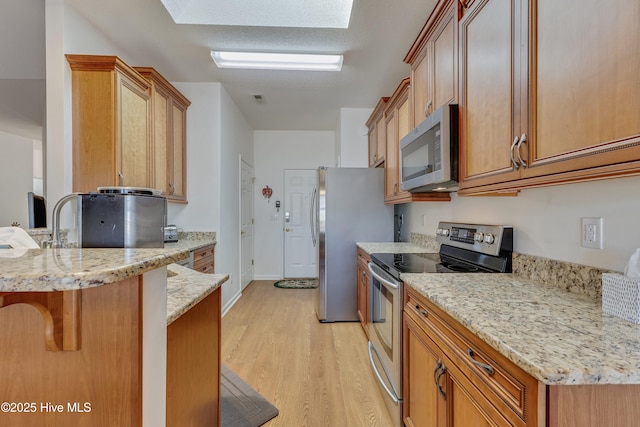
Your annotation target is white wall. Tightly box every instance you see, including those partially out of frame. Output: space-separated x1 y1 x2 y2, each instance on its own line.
0 131 34 227
336 108 372 167
167 83 221 233
217 86 254 309
397 174 640 273
253 130 335 279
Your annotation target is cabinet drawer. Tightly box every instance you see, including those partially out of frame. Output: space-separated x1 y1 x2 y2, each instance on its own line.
406 287 538 427
193 245 215 274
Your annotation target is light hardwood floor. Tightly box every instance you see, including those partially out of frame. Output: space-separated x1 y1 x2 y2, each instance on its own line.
221 280 395 427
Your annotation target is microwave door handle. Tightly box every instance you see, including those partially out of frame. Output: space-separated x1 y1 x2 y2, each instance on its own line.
367 262 399 290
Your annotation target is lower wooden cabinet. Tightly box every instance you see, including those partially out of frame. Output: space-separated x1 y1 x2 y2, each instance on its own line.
356 248 370 337
193 244 215 273
403 286 539 427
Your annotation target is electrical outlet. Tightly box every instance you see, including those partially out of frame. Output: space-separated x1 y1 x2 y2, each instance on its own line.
581 217 603 249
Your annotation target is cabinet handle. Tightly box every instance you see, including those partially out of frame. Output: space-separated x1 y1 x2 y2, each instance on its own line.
515 133 527 168
415 304 428 318
509 136 520 170
433 359 447 399
169 182 175 195
394 182 398 195
118 171 124 186
425 100 433 117
467 348 495 376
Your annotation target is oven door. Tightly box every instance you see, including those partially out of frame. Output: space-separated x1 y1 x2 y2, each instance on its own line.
367 261 402 426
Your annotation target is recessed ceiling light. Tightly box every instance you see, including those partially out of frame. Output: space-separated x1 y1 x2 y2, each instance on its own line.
211 51 343 71
161 0 354 28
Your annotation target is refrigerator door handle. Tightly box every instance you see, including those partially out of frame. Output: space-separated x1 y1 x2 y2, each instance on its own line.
310 186 317 246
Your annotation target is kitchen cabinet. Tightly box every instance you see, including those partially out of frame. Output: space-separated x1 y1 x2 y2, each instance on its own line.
384 78 451 204
134 67 191 203
367 97 389 167
356 248 370 337
193 244 215 273
67 55 152 193
458 0 640 195
404 286 540 427
405 0 459 128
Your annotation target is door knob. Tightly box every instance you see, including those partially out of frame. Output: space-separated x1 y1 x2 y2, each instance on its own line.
285 228 292 232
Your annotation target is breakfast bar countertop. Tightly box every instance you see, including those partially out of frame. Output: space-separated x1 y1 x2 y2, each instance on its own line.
0 247 190 292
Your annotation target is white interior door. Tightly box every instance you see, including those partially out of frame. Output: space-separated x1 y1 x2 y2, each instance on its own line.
284 169 318 278
240 158 254 290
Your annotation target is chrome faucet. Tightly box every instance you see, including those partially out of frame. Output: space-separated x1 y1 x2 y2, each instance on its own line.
48 193 80 248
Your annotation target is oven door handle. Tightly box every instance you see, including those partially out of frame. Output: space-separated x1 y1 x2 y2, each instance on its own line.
368 341 400 404
368 262 400 290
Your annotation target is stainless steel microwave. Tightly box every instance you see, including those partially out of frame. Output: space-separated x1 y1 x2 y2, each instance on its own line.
400 104 458 192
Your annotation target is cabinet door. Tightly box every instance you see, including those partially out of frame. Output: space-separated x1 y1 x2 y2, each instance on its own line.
523 0 640 178
385 109 399 200
404 314 446 427
356 258 369 335
117 72 151 188
411 52 430 127
170 102 188 201
458 0 524 189
152 86 170 195
431 2 458 112
447 357 515 427
368 127 378 167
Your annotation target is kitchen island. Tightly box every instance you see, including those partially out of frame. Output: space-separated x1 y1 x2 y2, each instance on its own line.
358 241 640 426
0 242 227 427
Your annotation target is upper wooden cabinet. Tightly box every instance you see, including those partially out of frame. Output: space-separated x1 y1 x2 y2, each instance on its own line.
67 55 152 193
134 67 191 203
367 97 389 167
458 0 640 195
384 78 450 204
405 0 459 128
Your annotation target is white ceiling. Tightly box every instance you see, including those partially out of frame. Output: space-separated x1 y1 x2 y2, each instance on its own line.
2 0 439 134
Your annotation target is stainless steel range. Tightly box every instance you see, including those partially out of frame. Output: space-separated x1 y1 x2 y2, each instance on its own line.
366 222 513 427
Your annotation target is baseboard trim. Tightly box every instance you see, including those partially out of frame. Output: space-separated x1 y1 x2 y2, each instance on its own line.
222 291 242 317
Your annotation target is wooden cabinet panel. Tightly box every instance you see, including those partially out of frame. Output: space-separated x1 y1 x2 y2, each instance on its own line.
356 248 370 336
406 0 459 129
458 0 522 188
458 0 640 194
404 286 539 427
67 55 152 193
403 314 446 427
367 97 389 167
135 67 191 203
0 278 142 426
167 288 221 427
193 244 215 274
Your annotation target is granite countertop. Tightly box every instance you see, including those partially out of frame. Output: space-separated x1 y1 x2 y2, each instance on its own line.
0 232 217 292
357 242 430 254
358 240 640 386
402 273 640 386
0 247 190 292
166 263 228 325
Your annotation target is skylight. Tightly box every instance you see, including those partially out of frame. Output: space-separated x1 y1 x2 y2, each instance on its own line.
160 0 354 28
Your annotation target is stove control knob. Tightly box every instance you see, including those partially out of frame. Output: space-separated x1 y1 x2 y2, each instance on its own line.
440 228 450 237
436 228 442 236
474 232 485 242
483 234 496 244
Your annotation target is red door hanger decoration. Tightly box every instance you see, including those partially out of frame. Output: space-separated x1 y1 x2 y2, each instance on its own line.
262 185 273 201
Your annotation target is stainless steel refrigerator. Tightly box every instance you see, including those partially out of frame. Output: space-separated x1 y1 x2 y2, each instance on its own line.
311 167 394 322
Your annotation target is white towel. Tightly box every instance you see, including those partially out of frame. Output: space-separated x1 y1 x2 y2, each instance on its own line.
0 227 40 257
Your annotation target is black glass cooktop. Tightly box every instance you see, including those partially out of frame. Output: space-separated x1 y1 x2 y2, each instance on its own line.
370 251 495 280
